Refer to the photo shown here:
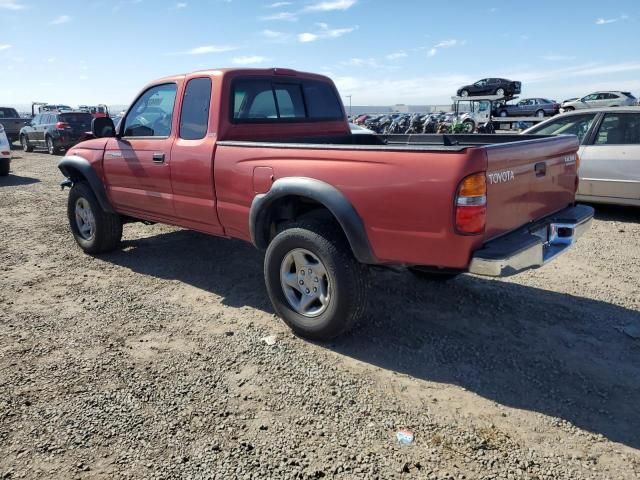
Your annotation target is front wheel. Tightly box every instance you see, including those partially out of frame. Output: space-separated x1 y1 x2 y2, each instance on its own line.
264 220 369 340
67 182 122 254
463 120 476 133
460 90 469 97
563 107 574 112
21 135 33 152
499 110 508 117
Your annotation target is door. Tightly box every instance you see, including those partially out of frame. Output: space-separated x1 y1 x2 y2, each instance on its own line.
579 112 640 202
103 82 178 218
170 76 223 234
33 114 49 145
24 114 40 143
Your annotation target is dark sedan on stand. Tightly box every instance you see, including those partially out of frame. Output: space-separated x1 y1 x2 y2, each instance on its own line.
457 78 522 98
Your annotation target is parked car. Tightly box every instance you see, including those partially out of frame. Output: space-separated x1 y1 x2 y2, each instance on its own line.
0 107 30 144
524 107 640 207
495 98 560 118
456 78 522 98
0 124 10 176
561 91 637 112
20 111 93 155
57 67 592 340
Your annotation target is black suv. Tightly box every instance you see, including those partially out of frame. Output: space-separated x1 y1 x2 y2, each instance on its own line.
19 111 93 155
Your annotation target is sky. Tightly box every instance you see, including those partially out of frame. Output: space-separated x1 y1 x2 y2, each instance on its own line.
1 0 639 110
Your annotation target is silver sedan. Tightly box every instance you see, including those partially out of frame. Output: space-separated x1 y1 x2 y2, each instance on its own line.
524 107 640 207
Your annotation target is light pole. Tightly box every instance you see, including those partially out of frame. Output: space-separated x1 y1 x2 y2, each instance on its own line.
345 95 352 117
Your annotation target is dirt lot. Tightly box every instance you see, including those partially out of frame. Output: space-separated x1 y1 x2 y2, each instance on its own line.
1 150 639 480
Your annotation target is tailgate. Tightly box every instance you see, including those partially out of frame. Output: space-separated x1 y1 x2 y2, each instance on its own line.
483 135 579 241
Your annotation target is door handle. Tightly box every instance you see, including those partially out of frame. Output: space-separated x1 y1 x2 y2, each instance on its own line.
535 162 546 177
152 152 165 163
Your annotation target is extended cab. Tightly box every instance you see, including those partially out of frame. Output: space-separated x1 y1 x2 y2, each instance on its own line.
58 68 594 340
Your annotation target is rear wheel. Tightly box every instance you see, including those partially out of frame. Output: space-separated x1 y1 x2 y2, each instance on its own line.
46 136 58 155
21 135 33 152
67 182 122 254
495 88 505 97
499 110 508 117
535 109 545 118
0 159 9 176
463 119 476 133
264 219 369 340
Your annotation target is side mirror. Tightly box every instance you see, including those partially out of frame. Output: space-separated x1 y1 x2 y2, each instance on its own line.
92 117 115 138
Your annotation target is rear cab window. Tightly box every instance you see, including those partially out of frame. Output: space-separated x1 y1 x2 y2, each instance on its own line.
232 78 344 123
0 108 18 118
60 113 93 127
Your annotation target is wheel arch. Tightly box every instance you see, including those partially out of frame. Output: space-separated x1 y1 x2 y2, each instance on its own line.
250 177 378 264
58 155 115 213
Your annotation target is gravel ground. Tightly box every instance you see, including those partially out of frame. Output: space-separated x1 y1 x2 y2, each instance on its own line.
1 150 639 480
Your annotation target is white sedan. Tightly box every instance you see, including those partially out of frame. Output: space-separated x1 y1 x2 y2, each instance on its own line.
524 107 640 207
0 124 11 176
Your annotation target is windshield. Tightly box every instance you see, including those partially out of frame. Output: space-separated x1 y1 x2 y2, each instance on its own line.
527 113 597 142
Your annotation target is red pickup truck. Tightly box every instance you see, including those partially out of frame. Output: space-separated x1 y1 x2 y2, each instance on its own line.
58 68 593 340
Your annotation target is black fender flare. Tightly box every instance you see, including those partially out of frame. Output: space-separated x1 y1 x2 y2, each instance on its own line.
58 155 115 213
250 177 378 265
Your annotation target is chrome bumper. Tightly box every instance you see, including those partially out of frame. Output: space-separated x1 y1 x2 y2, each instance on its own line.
468 204 594 277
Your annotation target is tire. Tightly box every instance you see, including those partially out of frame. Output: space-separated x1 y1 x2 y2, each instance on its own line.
67 181 122 254
0 159 9 176
495 88 505 97
21 135 33 152
408 267 459 282
264 219 369 340
563 107 574 112
46 136 58 155
463 120 476 133
499 110 508 117
460 90 469 97
535 110 545 118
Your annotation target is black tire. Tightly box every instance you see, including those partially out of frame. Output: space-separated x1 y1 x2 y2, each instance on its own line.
67 182 122 254
535 110 545 118
499 110 508 117
460 90 469 97
0 159 9 176
46 136 58 155
264 219 369 340
495 88 505 97
564 107 574 112
463 119 476 133
21 135 33 152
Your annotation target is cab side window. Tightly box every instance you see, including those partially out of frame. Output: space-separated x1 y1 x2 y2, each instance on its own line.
594 113 640 145
123 83 178 137
179 77 212 140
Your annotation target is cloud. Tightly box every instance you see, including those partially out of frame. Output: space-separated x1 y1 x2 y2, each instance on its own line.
175 2 187 8
261 11 298 21
427 39 464 57
50 15 71 25
232 55 269 65
266 1 292 7
0 44 12 51
0 0 26 10
595 14 628 25
261 29 291 41
298 23 357 42
182 45 237 55
304 0 356 12
541 54 576 61
385 51 407 60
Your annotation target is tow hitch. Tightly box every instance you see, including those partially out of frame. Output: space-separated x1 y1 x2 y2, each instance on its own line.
60 178 73 190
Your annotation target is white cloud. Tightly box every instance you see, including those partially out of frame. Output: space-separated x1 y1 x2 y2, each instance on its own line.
595 14 628 25
175 2 187 8
50 15 71 25
0 44 12 51
266 1 292 7
541 54 575 62
427 39 464 57
304 0 356 12
261 11 298 21
261 29 291 41
0 0 26 10
298 23 357 42
232 55 269 65
385 51 407 60
183 45 237 55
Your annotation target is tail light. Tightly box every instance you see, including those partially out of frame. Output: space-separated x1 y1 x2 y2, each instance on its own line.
55 122 70 129
455 172 487 235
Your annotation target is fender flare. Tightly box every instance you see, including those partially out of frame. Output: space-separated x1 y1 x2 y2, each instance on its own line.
250 177 378 264
58 155 115 213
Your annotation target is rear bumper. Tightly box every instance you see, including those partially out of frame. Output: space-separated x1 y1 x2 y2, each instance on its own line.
468 204 594 277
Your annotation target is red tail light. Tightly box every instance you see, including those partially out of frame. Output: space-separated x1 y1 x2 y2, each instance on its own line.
455 172 487 235
55 122 70 129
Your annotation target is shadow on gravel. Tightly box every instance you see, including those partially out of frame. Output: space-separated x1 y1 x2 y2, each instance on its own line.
0 175 40 187
590 203 639 224
104 229 640 449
